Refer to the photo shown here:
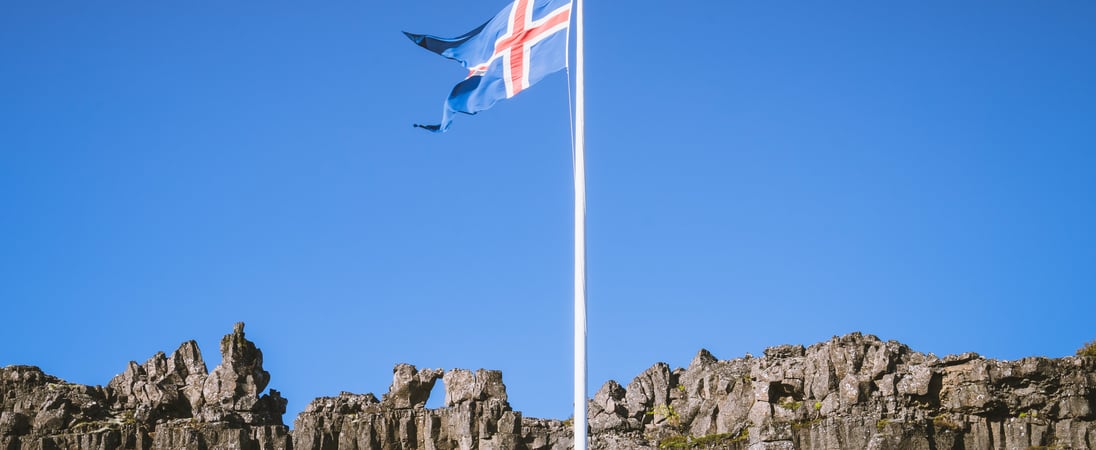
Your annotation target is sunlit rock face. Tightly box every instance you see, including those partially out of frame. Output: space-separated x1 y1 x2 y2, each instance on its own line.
585 333 1096 450
2 326 1094 449
2 322 289 450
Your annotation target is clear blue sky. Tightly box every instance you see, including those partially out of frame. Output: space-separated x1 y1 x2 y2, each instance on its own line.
2 0 1094 424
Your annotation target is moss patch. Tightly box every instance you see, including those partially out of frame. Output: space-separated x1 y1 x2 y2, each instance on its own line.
657 428 749 449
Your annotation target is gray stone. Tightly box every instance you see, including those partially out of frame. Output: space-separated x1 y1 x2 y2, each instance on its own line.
442 368 508 407
588 378 628 434
896 365 934 396
623 362 672 420
4 327 1096 450
202 322 270 409
383 363 442 408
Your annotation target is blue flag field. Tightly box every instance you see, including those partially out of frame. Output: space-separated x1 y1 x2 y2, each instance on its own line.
405 0 572 132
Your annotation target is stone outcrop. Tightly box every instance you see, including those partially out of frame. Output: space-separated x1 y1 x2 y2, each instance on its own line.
292 366 569 450
1 322 289 450
3 327 1095 449
587 333 1096 449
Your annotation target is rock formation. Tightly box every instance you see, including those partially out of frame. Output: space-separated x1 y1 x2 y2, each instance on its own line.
587 333 1096 449
2 326 1094 449
1 322 289 449
292 365 569 450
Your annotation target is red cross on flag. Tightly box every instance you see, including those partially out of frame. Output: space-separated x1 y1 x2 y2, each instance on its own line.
405 0 573 132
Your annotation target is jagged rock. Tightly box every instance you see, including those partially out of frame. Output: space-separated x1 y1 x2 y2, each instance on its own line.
4 329 1096 449
184 322 287 427
523 417 571 450
765 344 805 359
896 364 935 397
294 365 529 450
443 368 509 407
170 340 209 413
1 323 289 450
200 321 277 424
382 363 443 409
0 411 30 436
583 333 1096 449
623 362 673 422
589 380 628 433
105 340 209 423
150 419 290 450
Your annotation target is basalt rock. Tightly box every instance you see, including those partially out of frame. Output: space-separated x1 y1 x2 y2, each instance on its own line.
282 332 1096 450
198 322 286 425
382 364 443 409
1 322 289 450
3 329 1095 449
292 366 552 450
587 332 1096 449
106 340 207 423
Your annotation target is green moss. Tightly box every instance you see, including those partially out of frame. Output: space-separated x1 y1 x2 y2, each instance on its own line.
1077 340 1096 358
1017 410 1039 419
792 418 823 430
647 404 682 428
813 401 823 410
777 401 802 411
656 428 748 449
658 435 691 449
694 432 738 445
876 419 890 432
731 427 749 443
933 414 963 432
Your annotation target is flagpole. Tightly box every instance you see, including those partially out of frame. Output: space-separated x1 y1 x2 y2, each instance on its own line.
572 0 587 446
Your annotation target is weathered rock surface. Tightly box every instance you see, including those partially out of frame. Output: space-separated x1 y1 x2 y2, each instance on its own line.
587 333 1096 449
3 328 1095 449
1 322 289 450
292 366 564 450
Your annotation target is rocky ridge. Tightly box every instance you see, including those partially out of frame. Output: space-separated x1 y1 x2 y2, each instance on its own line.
2 325 1094 449
1 323 289 450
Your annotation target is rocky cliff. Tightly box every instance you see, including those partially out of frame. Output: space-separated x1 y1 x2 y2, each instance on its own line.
2 325 1094 449
1 323 289 450
586 334 1095 449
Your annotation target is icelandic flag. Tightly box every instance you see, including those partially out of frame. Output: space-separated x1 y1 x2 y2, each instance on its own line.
405 0 572 132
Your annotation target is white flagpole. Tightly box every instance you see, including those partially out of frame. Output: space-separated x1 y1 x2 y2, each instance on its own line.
572 0 587 446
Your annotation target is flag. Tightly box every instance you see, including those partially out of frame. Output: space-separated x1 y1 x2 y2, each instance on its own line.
405 0 572 132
